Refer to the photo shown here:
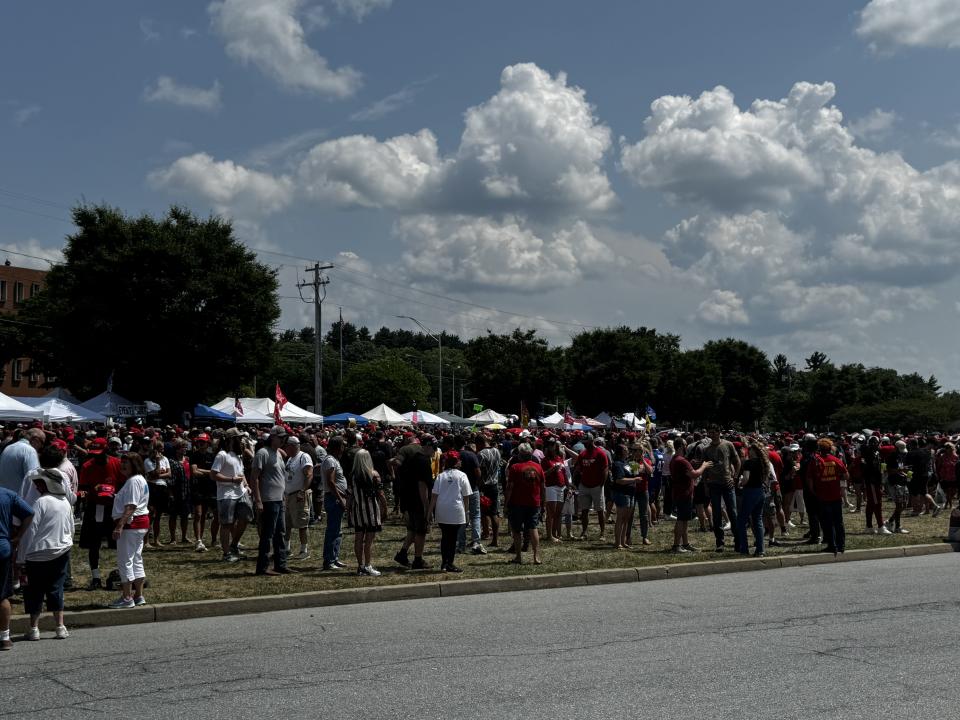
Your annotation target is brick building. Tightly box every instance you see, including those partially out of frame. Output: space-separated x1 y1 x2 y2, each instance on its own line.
0 261 50 397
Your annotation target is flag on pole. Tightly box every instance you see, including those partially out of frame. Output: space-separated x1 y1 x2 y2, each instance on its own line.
274 382 287 424
646 405 657 421
234 395 244 417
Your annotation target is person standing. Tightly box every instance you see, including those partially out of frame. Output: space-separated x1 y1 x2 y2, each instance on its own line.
77 439 123 590
454 435 486 556
906 437 942 517
18 468 73 640
393 436 435 570
320 436 348 571
478 436 503 547
736 442 769 557
0 485 33 649
861 436 889 534
211 429 252 563
349 449 386 576
189 434 217 552
702 427 741 552
504 443 545 565
808 439 848 555
250 426 293 576
0 428 43 494
573 433 609 539
283 436 313 561
428 451 472 573
108 453 150 608
144 438 172 547
668 438 711 553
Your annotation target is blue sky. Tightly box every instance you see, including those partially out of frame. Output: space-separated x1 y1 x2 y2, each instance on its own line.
3 0 960 387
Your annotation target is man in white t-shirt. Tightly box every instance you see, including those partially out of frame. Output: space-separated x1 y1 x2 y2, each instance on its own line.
283 436 313 561
210 429 252 563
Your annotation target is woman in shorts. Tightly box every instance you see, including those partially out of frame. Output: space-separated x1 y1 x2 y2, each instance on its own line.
541 440 568 542
610 444 637 549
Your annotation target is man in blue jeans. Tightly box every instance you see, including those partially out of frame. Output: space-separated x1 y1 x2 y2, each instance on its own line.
702 427 742 552
251 426 293 576
320 436 348 571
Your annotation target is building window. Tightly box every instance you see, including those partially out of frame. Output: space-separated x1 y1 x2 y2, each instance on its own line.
30 282 41 297
13 282 24 304
12 359 23 383
0 279 6 304
28 364 38 384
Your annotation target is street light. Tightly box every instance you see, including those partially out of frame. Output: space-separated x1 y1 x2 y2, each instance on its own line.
451 364 460 413
397 315 441 413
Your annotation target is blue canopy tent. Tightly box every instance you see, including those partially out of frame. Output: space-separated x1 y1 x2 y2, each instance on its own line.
323 412 370 425
194 404 234 421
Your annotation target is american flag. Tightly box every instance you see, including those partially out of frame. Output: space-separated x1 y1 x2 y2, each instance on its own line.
274 382 287 424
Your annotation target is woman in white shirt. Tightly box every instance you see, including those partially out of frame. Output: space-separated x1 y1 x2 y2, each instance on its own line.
20 468 74 641
144 439 172 547
109 453 150 609
427 451 472 573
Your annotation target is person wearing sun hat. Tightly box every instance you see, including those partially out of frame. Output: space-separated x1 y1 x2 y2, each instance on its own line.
19 465 74 641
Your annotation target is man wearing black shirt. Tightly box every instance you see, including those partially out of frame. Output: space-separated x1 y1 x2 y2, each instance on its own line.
906 437 942 517
189 434 218 552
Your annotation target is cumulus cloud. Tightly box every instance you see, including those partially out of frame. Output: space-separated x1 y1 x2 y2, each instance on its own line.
301 63 616 215
857 0 960 51
147 153 294 218
696 290 748 326
624 80 960 343
397 215 612 293
849 108 898 140
143 76 222 112
209 0 361 98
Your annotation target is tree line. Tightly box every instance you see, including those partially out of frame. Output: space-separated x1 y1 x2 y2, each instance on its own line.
4 204 957 433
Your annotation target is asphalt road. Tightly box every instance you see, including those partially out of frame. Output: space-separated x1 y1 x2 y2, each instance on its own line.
2 554 957 720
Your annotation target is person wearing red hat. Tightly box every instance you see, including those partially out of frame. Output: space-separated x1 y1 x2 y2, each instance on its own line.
77 439 123 590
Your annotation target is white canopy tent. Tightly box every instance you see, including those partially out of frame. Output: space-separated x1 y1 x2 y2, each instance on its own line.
81 391 136 417
15 397 106 423
0 392 43 421
210 397 323 424
42 387 82 404
363 403 411 426
402 410 450 425
467 409 508 424
539 412 564 428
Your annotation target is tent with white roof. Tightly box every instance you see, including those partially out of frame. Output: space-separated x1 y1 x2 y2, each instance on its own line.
0 392 43 421
402 409 450 425
467 409 508 424
362 403 411 426
539 412 564 428
210 397 323 424
15 397 106 423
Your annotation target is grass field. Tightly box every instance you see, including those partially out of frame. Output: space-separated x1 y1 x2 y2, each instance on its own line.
11 505 953 613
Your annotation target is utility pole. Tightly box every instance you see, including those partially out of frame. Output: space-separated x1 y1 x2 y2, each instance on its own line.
298 262 334 416
338 306 344 384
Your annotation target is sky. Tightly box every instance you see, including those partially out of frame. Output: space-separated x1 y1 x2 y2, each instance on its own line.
3 0 960 387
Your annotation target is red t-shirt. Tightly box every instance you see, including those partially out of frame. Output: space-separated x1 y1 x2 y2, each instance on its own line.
507 461 545 507
808 453 847 502
767 450 783 482
575 447 609 488
669 455 696 500
79 454 123 495
541 457 566 487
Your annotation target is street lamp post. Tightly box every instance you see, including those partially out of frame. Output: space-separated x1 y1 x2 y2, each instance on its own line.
397 315 441 414
451 364 460 414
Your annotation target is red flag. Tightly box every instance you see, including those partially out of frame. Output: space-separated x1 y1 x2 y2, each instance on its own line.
274 382 287 424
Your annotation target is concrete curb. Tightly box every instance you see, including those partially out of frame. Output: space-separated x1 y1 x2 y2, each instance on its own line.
10 542 956 633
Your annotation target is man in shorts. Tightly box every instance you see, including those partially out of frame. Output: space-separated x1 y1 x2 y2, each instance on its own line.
283 436 313 561
393 435 435 570
189 434 217 552
573 433 609 539
505 443 545 564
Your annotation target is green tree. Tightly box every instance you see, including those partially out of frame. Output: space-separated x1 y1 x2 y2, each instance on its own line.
464 329 560 413
18 204 279 415
703 339 771 427
330 356 429 412
657 349 722 425
805 351 830 371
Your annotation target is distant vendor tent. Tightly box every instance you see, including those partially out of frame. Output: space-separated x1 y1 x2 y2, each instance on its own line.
210 397 323 424
363 403 411 426
0 391 43 421
402 409 450 425
468 409 509 424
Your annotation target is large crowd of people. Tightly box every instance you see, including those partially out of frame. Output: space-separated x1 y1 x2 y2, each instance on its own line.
1 418 957 648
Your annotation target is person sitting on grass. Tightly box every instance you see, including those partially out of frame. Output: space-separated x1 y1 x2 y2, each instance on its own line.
504 443 545 565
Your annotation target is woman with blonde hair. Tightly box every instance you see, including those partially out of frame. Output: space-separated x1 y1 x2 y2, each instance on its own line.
349 448 386 576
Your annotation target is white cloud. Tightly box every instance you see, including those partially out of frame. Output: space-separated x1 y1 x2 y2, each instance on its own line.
0 239 63 270
857 0 960 51
931 122 960 148
300 63 616 215
143 76 222 112
246 128 328 168
209 0 361 98
696 290 748 326
140 18 160 41
10 103 40 126
147 153 294 218
180 27 199 39
331 0 392 21
350 76 435 122
397 214 613 293
849 108 898 140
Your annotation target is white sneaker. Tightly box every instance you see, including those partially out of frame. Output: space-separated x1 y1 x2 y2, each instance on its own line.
667 514 677 520
195 541 207 553
24 627 40 641
134 596 147 606
932 505 944 518
364 565 382 577
878 525 893 536
295 549 310 561
55 625 69 640
787 520 797 528
721 522 731 531
896 527 910 534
